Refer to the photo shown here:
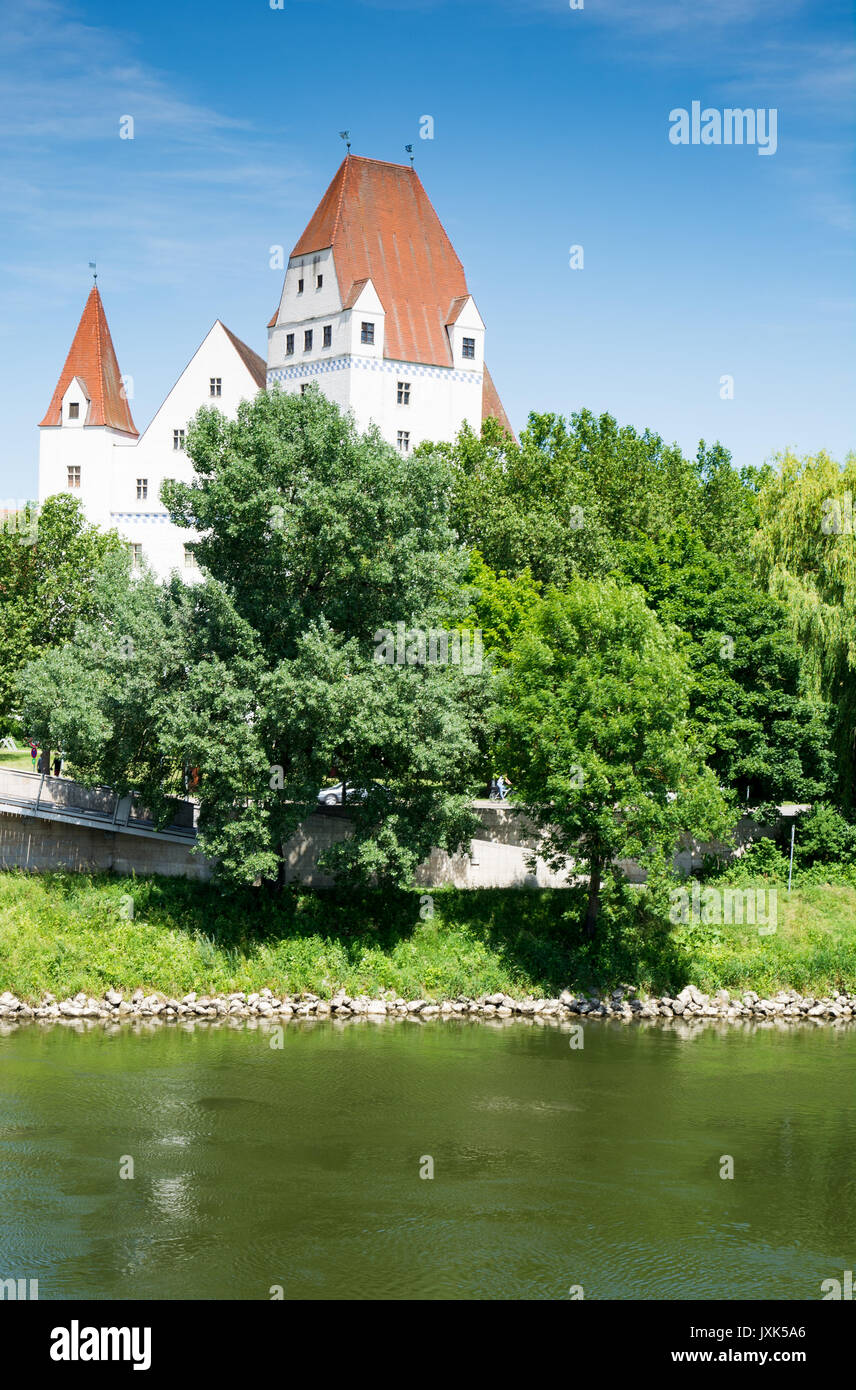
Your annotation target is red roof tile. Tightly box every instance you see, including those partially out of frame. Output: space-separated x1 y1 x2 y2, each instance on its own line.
219 322 267 390
39 287 138 434
482 363 514 439
290 154 470 368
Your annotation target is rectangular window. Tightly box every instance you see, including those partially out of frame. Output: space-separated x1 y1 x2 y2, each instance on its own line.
184 545 197 569
462 337 476 359
68 402 79 419
316 274 323 289
209 377 221 397
297 278 304 294
136 478 148 501
361 321 375 345
130 543 143 570
173 429 185 450
304 329 313 351
397 431 410 453
300 384 307 396
67 465 81 489
323 325 332 348
286 333 294 356
397 381 411 405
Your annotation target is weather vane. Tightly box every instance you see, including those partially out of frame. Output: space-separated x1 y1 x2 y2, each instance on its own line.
339 130 351 151
405 143 414 167
89 261 97 283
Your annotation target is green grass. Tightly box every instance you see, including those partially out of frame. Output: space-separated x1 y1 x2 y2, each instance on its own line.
0 748 37 772
0 869 853 1002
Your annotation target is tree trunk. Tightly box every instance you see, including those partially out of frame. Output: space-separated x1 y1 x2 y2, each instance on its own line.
584 858 602 940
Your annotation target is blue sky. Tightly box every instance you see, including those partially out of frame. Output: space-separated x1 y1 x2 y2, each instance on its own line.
1 0 853 498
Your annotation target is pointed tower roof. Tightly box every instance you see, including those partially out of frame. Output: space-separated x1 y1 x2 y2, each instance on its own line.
39 286 138 434
290 154 470 368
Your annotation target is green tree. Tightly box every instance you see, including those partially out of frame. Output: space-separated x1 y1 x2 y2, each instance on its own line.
19 389 486 889
0 494 121 724
494 579 729 937
439 414 615 586
619 523 833 806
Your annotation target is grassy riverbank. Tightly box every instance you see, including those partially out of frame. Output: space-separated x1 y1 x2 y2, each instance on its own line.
1 870 854 1002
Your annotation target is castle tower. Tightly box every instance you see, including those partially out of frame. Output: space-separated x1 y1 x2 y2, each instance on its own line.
267 154 511 450
38 286 138 529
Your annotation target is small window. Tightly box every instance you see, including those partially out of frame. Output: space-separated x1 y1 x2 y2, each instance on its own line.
136 478 148 501
173 429 185 450
316 274 323 289
397 430 410 454
67 465 81 489
462 337 476 360
209 378 221 397
397 381 411 405
323 325 332 348
68 401 79 419
300 383 310 396
304 329 313 351
297 278 304 294
184 545 197 569
361 321 375 345
285 333 294 356
130 543 143 571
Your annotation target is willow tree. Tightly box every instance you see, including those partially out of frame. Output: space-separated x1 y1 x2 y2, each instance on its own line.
754 449 856 807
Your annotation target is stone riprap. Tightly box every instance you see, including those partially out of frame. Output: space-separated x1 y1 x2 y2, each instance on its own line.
0 983 854 1028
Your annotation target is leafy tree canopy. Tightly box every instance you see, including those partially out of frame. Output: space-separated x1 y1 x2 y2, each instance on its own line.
493 578 730 937
0 494 122 725
19 388 488 888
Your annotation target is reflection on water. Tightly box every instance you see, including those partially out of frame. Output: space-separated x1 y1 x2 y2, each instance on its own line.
0 1019 853 1300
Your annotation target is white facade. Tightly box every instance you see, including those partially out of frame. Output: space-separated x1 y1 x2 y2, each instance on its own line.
39 321 265 579
267 258 486 453
38 158 509 580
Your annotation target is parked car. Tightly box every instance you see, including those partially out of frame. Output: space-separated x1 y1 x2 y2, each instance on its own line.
316 782 388 807
316 782 367 807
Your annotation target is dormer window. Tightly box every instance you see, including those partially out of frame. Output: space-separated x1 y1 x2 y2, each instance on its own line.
462 337 476 360
68 402 79 419
209 378 221 397
361 322 375 345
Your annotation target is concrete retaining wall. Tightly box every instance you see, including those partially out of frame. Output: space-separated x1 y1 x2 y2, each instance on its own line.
0 810 212 881
0 785 796 891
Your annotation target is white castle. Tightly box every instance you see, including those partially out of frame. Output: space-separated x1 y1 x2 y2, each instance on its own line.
38 154 511 578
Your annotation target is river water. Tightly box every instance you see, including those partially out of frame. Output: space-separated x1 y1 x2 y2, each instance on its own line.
0 1018 853 1300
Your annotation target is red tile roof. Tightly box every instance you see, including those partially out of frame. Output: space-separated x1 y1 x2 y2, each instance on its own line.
220 322 267 390
482 364 514 439
290 154 470 369
39 287 138 434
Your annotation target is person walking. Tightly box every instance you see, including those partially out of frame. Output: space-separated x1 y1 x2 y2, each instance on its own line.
53 753 63 778
37 750 48 775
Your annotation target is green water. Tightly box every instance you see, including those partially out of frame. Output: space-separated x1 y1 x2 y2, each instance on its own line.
0 1019 853 1300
